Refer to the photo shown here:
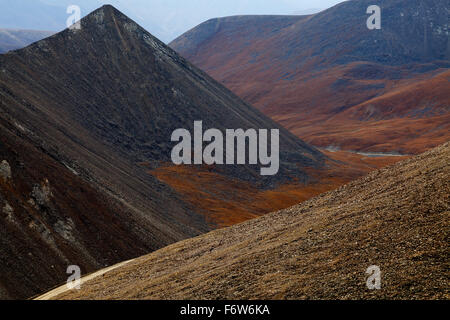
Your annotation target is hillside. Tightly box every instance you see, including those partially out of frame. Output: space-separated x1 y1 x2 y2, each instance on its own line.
0 118 165 299
49 142 449 300
0 5 330 299
170 0 450 154
0 29 54 53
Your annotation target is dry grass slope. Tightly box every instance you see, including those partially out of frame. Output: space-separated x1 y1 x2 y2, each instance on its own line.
151 153 407 227
55 142 449 300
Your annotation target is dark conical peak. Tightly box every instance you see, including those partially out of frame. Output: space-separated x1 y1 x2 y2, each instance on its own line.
81 4 138 29
5 2 181 71
95 4 129 19
0 0 324 190
49 3 178 60
75 4 169 48
100 4 115 10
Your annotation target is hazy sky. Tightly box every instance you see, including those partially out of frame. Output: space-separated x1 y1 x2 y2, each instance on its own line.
0 0 345 42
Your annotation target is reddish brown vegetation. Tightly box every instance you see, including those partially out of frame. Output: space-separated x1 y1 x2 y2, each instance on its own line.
282 69 450 154
151 151 406 227
170 1 450 154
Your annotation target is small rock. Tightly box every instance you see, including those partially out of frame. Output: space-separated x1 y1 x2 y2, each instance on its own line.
27 198 37 208
31 178 53 206
0 160 11 181
3 201 14 222
54 218 76 242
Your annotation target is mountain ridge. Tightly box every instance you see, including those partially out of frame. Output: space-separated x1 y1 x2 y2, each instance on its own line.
170 0 450 154
0 29 54 53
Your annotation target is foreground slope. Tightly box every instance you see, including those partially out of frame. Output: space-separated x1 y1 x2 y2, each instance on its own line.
170 0 450 154
53 142 449 300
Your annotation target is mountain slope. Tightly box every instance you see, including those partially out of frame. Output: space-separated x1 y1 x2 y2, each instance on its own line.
170 0 450 154
0 5 209 299
0 29 54 53
0 119 162 299
299 69 450 154
0 5 327 299
51 141 449 300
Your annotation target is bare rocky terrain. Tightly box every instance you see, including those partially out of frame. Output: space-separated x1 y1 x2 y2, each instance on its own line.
54 142 449 300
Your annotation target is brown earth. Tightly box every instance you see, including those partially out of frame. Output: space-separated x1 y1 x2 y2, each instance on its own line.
281 69 450 154
52 142 449 300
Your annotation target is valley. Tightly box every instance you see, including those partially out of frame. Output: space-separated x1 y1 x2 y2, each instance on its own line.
44 142 449 300
0 0 448 301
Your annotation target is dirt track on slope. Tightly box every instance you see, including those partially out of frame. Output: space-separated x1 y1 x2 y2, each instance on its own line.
51 142 449 300
34 260 135 300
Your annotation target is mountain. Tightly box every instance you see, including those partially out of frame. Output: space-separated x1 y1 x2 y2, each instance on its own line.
0 29 54 53
292 8 323 15
45 142 449 300
0 0 174 43
0 0 102 31
0 5 327 299
170 0 450 154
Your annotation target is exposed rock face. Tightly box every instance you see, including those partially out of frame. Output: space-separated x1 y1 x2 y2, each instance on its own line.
0 160 11 181
2 201 14 222
31 179 53 207
54 218 76 242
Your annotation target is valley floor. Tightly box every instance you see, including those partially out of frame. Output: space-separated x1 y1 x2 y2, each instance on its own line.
151 150 408 227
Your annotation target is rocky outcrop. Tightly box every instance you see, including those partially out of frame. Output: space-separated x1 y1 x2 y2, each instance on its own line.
2 200 14 223
30 179 53 207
